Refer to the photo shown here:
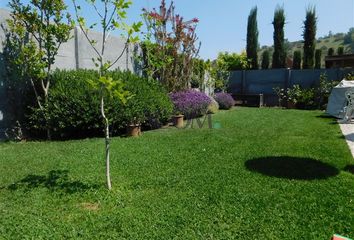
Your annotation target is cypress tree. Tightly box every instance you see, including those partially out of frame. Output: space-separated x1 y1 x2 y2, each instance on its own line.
315 49 322 68
261 50 270 69
327 48 334 56
272 6 286 68
246 7 259 69
302 7 317 69
293 50 302 69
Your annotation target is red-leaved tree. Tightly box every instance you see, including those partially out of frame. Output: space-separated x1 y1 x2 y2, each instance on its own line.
142 0 200 92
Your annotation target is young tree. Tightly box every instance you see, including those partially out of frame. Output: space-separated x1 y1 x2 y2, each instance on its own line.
261 50 270 69
302 7 317 69
72 0 141 190
293 50 302 69
7 0 73 139
246 7 259 70
315 49 322 69
272 6 286 68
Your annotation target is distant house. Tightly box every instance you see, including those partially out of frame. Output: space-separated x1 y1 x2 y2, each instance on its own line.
325 54 354 68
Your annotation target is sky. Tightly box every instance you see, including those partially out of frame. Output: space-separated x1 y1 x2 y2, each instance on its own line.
1 0 353 60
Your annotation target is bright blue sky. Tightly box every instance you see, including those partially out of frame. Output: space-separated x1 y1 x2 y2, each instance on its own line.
1 0 353 60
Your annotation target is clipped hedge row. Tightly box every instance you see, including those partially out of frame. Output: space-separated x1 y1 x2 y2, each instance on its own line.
28 70 173 139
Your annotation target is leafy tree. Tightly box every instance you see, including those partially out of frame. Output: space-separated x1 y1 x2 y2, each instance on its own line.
142 0 200 92
327 48 334 56
337 46 344 55
302 7 317 69
216 52 249 71
344 27 354 44
246 6 259 69
272 6 286 68
7 0 73 139
261 50 270 69
293 50 302 69
315 49 322 69
72 0 142 190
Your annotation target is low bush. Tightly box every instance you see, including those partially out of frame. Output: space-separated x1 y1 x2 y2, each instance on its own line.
169 90 211 119
207 97 219 114
214 92 235 110
28 70 173 139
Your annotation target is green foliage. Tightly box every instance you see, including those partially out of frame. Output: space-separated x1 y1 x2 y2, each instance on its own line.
6 0 73 139
274 74 338 110
302 7 317 69
216 52 249 71
316 74 339 108
141 1 200 92
207 97 219 114
191 58 207 88
0 108 353 239
337 46 344 55
246 7 259 69
261 50 270 69
210 52 248 91
327 47 334 56
315 49 322 69
345 72 354 80
293 50 302 69
28 70 173 139
272 6 286 68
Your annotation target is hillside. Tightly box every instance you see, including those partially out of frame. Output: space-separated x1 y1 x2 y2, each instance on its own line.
259 29 354 67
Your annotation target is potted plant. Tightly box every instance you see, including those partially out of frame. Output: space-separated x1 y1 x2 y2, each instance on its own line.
125 106 144 137
286 85 300 109
172 113 184 128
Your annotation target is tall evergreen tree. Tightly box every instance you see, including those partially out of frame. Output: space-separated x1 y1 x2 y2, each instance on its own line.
337 46 344 55
302 7 317 69
272 6 286 68
327 48 334 56
261 50 270 69
246 7 259 69
315 49 322 68
293 50 302 69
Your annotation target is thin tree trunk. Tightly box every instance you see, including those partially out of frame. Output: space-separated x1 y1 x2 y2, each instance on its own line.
101 96 112 190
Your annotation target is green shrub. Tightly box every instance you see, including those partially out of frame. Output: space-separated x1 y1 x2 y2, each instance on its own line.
28 70 173 139
207 97 219 114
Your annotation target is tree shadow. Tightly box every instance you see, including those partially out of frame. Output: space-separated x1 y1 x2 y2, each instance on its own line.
343 165 354 174
340 133 354 142
7 170 100 194
245 156 339 180
315 114 335 119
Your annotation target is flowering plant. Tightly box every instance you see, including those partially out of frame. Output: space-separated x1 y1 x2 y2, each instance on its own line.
142 0 200 92
214 92 235 110
169 90 211 119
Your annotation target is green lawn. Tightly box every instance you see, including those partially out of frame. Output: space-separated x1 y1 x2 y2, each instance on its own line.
0 108 353 239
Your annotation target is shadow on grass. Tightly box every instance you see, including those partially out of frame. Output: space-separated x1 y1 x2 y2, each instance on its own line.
245 156 339 180
315 114 335 119
340 133 354 142
7 170 100 194
344 165 354 174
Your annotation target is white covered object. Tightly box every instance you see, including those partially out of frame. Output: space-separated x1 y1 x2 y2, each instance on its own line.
326 80 354 118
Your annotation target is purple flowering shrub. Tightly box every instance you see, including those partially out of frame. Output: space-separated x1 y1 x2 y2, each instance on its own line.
169 90 211 119
214 92 235 110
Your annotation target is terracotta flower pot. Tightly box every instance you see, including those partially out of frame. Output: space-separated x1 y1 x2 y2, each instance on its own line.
173 115 184 128
126 124 141 137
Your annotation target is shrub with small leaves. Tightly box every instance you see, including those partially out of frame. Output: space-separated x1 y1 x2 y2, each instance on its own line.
169 90 211 119
214 92 235 110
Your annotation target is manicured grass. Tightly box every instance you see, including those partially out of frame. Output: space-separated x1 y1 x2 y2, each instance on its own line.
0 108 353 239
